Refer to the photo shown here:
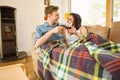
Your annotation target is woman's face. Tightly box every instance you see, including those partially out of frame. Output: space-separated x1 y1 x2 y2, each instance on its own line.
67 15 74 26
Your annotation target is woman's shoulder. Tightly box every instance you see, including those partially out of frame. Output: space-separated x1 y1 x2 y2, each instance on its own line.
79 26 87 35
80 26 86 29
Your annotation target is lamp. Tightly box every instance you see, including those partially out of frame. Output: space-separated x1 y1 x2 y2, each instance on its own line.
64 12 70 20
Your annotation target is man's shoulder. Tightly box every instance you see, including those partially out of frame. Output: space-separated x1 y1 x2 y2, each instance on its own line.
36 24 44 28
36 22 49 29
36 24 45 31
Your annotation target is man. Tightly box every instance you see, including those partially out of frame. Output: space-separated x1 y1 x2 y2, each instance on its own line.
34 5 64 49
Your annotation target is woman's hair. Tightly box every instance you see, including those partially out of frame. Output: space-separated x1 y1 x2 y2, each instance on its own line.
45 5 59 16
70 13 82 30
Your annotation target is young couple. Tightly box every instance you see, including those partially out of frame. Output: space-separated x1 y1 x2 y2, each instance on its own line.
34 5 87 49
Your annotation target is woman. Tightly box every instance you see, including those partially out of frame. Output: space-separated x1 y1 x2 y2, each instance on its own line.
63 13 87 45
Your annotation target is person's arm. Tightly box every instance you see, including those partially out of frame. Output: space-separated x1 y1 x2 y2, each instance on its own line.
68 26 87 37
34 26 64 49
34 30 53 48
74 30 81 37
80 26 87 36
67 27 81 37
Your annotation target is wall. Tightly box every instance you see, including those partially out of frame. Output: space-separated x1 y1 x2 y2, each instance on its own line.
0 0 44 53
0 0 68 53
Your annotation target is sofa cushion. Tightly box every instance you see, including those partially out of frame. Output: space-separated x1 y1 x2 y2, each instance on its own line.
85 26 110 39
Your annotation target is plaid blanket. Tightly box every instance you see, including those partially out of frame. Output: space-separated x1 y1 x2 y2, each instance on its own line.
37 33 120 80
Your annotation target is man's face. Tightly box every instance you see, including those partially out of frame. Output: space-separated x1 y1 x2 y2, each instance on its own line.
49 10 59 23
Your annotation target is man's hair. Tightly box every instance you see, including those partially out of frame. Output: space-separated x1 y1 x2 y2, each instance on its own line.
45 5 59 16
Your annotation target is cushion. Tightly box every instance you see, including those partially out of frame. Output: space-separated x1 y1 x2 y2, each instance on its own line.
85 26 110 39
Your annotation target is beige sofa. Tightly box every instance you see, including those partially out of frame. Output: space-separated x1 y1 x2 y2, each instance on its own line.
85 21 120 43
32 21 120 79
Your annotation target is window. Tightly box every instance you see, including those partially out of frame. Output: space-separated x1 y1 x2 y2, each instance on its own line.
113 0 120 21
71 0 106 26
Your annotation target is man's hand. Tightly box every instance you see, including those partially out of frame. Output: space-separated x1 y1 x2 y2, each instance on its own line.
50 26 65 34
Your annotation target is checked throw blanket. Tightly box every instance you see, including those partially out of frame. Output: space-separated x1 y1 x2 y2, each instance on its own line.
37 33 120 80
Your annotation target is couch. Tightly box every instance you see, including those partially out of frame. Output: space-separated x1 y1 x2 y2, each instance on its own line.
85 21 120 43
32 21 120 80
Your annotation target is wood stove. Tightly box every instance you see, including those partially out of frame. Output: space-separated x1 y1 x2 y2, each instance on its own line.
0 6 28 62
0 6 17 60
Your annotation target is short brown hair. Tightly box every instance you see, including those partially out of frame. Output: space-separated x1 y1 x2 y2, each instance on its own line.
45 5 59 16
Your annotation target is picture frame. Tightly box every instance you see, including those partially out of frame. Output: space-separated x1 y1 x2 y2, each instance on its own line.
44 0 50 6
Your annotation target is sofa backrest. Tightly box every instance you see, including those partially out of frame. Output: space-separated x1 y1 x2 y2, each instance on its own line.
85 26 110 39
109 21 120 43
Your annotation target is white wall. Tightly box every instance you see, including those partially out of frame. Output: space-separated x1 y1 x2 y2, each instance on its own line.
0 0 69 54
0 0 44 53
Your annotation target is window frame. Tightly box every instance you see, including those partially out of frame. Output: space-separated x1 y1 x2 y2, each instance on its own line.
69 0 114 27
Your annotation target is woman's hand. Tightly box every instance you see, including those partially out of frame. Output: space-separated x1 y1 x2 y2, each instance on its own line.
67 26 76 34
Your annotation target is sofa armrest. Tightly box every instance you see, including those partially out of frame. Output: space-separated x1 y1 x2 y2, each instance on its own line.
109 21 120 43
